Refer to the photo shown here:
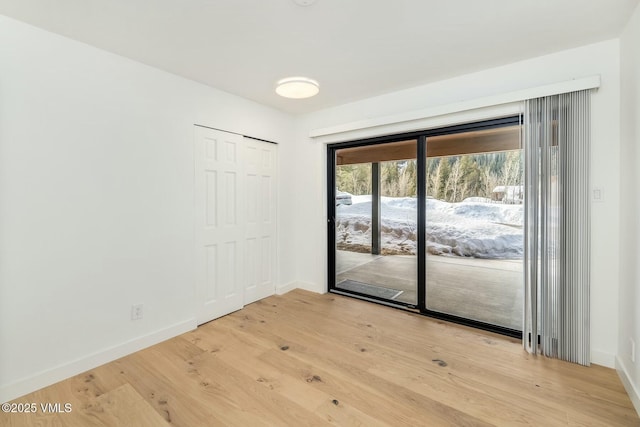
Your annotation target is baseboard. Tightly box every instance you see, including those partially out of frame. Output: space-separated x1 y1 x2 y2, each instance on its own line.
0 318 197 403
276 281 299 295
297 281 325 294
591 350 616 368
276 281 324 295
616 356 640 417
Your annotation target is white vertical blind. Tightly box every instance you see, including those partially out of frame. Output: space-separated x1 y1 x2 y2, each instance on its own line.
523 90 591 365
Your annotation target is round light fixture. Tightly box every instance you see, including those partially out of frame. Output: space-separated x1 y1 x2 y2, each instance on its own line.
275 77 319 99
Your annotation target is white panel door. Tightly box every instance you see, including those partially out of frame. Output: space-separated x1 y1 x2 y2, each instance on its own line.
243 138 277 304
195 126 245 324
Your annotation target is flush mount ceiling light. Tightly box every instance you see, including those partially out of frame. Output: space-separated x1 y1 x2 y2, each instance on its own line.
275 77 320 99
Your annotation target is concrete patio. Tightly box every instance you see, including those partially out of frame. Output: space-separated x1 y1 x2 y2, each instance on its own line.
336 250 523 331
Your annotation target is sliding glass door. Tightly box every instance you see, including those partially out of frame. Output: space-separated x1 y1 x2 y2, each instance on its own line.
328 117 524 337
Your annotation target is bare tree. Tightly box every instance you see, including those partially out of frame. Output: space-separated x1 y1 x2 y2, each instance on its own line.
502 151 523 187
448 158 462 202
428 159 442 199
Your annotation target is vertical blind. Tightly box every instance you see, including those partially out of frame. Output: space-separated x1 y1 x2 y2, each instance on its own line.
523 90 591 365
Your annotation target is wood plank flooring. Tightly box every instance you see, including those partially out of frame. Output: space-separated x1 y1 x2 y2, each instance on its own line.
2 289 639 426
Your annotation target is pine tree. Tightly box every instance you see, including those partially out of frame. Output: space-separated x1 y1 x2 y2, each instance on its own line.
404 160 417 196
438 158 451 201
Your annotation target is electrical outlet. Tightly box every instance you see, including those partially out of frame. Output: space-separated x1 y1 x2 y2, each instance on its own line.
131 304 144 321
631 338 636 363
592 187 604 202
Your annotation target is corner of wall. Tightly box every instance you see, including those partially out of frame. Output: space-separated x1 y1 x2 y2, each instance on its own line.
617 0 640 418
591 350 616 368
276 281 301 295
297 281 326 294
275 281 325 296
616 356 640 417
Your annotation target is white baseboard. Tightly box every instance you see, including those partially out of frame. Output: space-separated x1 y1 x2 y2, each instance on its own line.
276 281 324 295
591 350 616 368
276 281 299 295
616 356 640 417
298 281 325 294
0 318 197 403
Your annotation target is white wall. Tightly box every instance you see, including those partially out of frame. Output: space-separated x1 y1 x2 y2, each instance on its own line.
290 39 622 368
618 2 640 414
0 15 294 402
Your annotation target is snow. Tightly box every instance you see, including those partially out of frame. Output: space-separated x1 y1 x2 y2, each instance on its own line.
336 196 523 259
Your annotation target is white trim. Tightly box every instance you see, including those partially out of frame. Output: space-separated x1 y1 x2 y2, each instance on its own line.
309 75 601 144
313 103 522 144
616 356 640 417
0 318 197 403
591 350 616 368
276 282 327 296
275 281 323 295
276 281 300 295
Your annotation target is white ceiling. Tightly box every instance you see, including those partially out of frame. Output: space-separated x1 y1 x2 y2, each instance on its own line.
1 0 638 114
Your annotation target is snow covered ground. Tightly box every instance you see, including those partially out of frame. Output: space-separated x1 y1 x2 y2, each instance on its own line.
336 195 523 259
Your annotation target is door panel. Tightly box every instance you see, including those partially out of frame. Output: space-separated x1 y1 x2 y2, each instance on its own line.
424 144 524 331
333 140 418 306
244 138 277 304
195 126 245 324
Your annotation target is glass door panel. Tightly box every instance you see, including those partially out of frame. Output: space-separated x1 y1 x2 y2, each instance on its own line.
424 125 524 331
334 140 418 306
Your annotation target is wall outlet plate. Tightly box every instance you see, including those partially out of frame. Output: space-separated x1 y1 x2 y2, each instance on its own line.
131 304 144 320
592 187 604 202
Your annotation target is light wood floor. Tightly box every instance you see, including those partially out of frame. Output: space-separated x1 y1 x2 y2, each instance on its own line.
3 290 639 426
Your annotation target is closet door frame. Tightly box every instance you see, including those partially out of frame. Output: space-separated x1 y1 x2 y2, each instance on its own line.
195 126 277 325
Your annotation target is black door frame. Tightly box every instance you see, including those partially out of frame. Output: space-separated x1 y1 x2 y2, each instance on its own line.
327 116 522 338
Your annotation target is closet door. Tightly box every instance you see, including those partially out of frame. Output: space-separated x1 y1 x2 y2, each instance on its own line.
195 126 245 324
244 138 277 304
